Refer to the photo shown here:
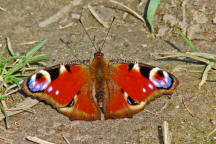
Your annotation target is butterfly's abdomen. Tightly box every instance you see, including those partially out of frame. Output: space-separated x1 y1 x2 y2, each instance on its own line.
90 55 109 106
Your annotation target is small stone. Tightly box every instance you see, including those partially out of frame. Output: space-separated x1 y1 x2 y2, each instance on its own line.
141 44 147 48
213 17 216 24
71 13 80 19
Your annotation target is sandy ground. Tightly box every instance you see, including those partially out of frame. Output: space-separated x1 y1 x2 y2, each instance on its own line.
0 0 216 143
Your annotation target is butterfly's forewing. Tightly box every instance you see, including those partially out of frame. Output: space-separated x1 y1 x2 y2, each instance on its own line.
104 61 178 119
22 63 101 120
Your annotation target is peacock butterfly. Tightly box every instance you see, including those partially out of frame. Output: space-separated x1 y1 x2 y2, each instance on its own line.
22 19 178 121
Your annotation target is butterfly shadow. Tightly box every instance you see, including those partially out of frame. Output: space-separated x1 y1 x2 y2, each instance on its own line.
19 89 58 111
154 41 206 65
158 125 164 144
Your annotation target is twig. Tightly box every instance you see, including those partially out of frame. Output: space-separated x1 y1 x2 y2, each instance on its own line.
158 102 168 113
0 98 39 121
63 135 71 144
144 109 159 116
88 4 109 28
3 88 20 97
181 0 189 35
26 136 55 144
182 97 195 117
39 0 82 27
91 0 144 23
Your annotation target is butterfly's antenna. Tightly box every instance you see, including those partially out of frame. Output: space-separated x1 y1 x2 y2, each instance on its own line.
79 19 98 51
99 17 116 52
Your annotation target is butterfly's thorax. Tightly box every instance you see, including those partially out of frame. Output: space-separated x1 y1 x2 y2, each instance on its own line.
90 54 109 105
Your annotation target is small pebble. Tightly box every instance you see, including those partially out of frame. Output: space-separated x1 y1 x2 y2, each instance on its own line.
213 17 216 24
141 44 147 48
71 13 80 19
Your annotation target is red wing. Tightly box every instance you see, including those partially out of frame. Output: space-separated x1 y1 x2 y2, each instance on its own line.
22 64 100 120
104 62 178 119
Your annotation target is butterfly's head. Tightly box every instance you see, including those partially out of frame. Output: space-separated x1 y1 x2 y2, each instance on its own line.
94 51 104 57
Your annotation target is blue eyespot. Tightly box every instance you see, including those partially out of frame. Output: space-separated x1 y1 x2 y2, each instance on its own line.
151 75 173 89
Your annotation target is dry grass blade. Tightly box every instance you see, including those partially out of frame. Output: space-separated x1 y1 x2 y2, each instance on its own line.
163 121 171 144
158 53 211 65
0 136 13 144
39 0 82 27
1 100 8 109
5 108 34 113
187 52 216 60
0 6 7 12
0 126 15 134
26 136 55 144
19 41 39 45
207 128 216 139
88 4 109 28
91 0 144 22
0 76 8 87
6 37 15 56
199 62 214 89
58 22 74 30
0 98 39 120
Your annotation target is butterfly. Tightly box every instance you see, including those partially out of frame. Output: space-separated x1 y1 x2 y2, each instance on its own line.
22 19 178 121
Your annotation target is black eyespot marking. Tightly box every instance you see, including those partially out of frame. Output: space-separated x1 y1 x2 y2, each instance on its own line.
65 64 71 73
140 66 151 79
47 68 59 81
67 99 75 107
120 88 124 94
36 73 43 80
127 96 138 105
128 63 134 71
157 70 164 77
77 90 80 95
